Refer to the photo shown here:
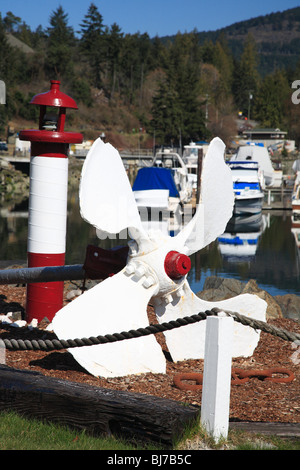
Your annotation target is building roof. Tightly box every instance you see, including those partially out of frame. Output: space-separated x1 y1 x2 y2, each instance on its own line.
243 128 287 135
6 33 34 54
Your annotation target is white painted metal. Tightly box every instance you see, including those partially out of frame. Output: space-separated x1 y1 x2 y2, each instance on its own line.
200 315 233 442
79 138 145 239
154 284 266 362
28 156 68 254
52 136 267 378
133 189 169 208
52 269 166 377
175 137 234 255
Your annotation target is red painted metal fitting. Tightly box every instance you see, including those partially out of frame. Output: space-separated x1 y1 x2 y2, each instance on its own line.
19 80 83 148
164 251 191 280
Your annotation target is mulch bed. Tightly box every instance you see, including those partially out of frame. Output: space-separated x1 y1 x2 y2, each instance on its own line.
0 283 299 425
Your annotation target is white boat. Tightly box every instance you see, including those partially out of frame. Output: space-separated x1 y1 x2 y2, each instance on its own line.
132 149 193 235
227 160 264 215
230 144 276 188
152 148 193 203
182 141 208 189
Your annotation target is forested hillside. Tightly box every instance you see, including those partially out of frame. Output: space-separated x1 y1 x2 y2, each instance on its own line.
161 7 300 76
0 4 300 149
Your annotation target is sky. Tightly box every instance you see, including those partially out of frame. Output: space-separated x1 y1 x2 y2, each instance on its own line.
0 0 299 38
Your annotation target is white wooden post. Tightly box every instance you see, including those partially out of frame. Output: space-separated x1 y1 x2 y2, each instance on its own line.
200 314 233 442
0 340 5 364
0 80 6 105
268 189 271 207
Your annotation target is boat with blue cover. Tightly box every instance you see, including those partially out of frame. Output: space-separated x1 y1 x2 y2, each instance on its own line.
132 149 193 235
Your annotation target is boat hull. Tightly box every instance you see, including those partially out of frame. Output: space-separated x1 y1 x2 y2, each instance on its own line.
292 202 300 211
233 196 263 215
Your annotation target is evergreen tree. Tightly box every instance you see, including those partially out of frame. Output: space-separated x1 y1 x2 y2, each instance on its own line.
119 33 154 104
232 34 259 115
212 39 233 99
0 14 24 85
253 69 290 128
3 11 22 33
106 22 123 98
0 14 14 82
79 3 105 88
149 77 180 145
46 6 74 79
150 48 207 146
152 35 168 69
201 40 215 64
175 61 207 143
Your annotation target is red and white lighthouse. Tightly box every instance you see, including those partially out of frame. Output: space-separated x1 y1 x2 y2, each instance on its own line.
19 80 83 323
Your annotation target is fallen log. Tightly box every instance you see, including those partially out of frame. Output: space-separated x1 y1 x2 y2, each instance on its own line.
0 365 199 447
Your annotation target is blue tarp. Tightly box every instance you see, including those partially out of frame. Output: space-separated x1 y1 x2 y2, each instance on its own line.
132 167 179 198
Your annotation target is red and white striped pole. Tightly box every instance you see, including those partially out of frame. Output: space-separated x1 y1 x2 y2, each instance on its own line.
19 80 83 323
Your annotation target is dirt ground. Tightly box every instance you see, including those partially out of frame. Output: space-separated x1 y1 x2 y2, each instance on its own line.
0 283 299 425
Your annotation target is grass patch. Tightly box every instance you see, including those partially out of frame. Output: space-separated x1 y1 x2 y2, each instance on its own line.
1 410 299 451
0 411 163 451
230 432 300 451
175 418 300 451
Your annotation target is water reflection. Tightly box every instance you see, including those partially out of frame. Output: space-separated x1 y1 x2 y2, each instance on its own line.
218 213 267 263
0 189 299 298
189 210 300 297
0 196 29 264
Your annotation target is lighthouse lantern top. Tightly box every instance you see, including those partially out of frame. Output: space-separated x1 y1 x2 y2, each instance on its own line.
30 80 78 110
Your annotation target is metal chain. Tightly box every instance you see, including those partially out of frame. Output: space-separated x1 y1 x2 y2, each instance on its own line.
1 308 300 352
173 367 296 390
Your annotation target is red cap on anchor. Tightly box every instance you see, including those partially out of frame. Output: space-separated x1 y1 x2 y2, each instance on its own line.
164 251 191 280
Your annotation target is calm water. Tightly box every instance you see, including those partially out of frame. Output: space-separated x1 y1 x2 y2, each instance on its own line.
0 188 299 299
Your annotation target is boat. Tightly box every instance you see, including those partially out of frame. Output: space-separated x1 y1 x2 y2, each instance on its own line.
271 159 283 188
227 160 264 215
132 149 193 235
182 141 209 189
152 148 193 203
230 144 276 188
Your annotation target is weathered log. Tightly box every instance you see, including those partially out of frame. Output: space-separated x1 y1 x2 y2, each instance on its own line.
0 365 199 446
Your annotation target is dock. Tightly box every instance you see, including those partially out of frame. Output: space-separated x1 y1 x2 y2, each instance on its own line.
262 188 293 210
1 156 31 175
0 153 295 212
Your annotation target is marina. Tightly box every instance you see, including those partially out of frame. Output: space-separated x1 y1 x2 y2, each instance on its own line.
0 186 299 303
0 140 297 306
